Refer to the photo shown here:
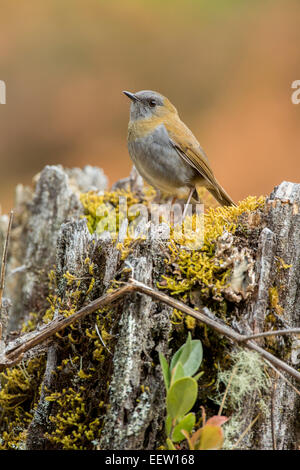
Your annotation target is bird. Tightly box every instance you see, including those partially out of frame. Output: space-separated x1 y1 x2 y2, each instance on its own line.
123 90 236 211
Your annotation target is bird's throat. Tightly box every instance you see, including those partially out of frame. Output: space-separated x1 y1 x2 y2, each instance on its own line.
128 116 164 141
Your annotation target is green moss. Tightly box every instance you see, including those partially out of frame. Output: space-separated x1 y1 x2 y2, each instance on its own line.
21 312 39 333
269 286 284 316
42 305 116 449
44 387 103 450
80 188 154 237
264 280 292 359
0 250 118 450
38 258 118 449
159 195 265 301
0 356 46 449
79 187 156 259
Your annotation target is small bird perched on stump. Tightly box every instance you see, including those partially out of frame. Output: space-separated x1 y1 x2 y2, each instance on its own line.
123 90 236 209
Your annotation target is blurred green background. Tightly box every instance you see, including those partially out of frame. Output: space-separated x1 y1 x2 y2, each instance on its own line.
0 0 299 212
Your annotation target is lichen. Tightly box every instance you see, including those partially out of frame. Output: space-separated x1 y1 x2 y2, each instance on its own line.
212 349 270 449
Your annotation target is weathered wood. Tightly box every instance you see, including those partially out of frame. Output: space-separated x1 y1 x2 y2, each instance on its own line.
234 181 300 450
0 167 299 450
2 165 107 332
99 227 173 450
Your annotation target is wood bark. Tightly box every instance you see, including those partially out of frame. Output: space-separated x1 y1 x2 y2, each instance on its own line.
0 166 299 450
235 181 300 449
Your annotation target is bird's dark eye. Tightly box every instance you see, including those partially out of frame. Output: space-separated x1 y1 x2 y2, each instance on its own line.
149 99 156 108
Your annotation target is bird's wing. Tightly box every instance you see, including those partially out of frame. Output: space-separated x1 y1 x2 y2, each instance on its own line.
164 118 220 191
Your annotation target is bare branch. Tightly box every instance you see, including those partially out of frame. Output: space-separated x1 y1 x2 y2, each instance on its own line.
264 359 300 397
218 364 238 416
0 210 13 313
240 328 300 342
0 283 132 369
127 279 300 381
1 277 300 384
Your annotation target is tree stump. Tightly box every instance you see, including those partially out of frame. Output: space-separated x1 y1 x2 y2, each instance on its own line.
0 166 299 450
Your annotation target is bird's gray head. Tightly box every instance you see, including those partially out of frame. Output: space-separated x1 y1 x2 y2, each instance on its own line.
123 90 177 121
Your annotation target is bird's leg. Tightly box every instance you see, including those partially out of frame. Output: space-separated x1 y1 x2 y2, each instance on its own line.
170 196 177 226
182 187 194 220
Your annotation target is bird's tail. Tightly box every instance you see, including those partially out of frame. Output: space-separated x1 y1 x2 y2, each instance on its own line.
207 181 236 207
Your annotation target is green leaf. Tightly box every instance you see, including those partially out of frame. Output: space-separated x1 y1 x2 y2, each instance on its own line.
159 352 170 391
170 347 184 374
167 377 198 420
170 333 192 372
171 361 185 385
170 334 203 379
182 340 203 377
172 413 196 443
176 332 193 366
165 414 172 437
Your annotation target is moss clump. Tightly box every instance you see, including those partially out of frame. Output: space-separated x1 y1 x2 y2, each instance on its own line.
44 386 103 450
0 357 46 449
80 187 157 260
159 196 265 301
42 306 116 449
269 286 284 316
21 312 39 333
40 259 118 449
80 187 155 236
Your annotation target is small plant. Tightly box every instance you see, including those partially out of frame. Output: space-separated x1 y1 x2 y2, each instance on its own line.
159 333 227 450
181 407 228 450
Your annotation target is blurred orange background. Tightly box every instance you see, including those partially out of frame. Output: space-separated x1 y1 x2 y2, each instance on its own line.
0 0 299 213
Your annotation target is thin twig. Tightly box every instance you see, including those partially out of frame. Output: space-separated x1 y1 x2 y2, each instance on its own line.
1 278 300 384
271 373 278 450
232 413 260 449
0 283 132 370
128 279 300 382
264 359 300 397
218 365 238 416
240 328 300 342
95 322 112 355
0 210 13 312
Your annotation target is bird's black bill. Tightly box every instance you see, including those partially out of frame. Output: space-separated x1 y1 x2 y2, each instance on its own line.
123 91 140 102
